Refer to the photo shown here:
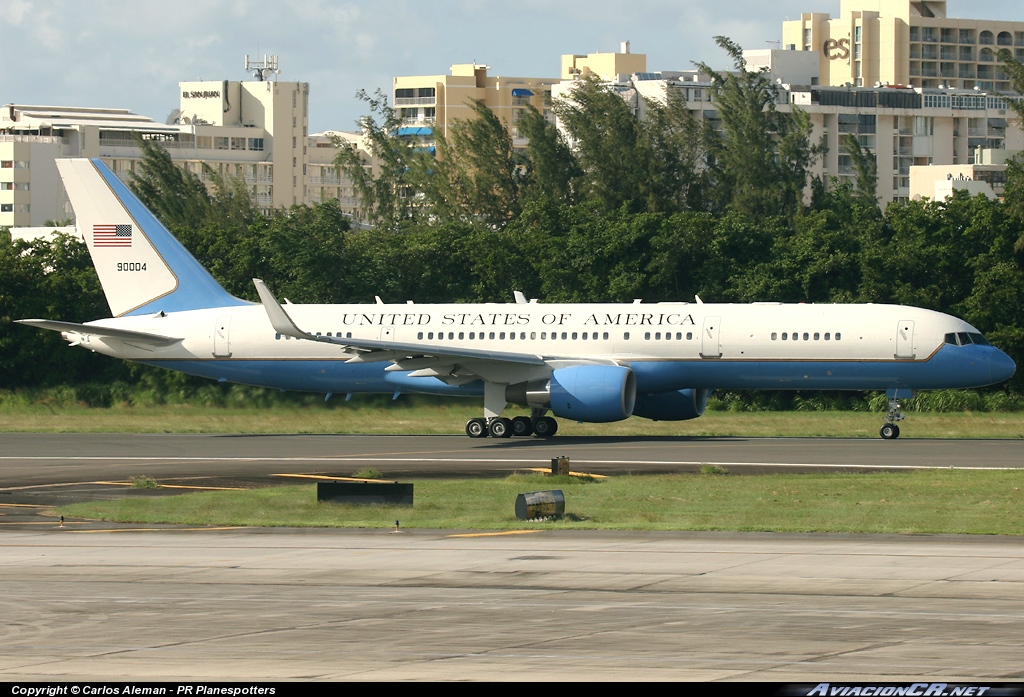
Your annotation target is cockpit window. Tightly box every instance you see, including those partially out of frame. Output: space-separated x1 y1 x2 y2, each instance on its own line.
947 332 992 347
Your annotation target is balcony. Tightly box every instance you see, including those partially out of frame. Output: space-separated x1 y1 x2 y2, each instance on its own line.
394 96 436 106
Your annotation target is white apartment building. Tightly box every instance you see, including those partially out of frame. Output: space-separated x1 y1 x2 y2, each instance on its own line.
2 72 367 229
549 45 1021 207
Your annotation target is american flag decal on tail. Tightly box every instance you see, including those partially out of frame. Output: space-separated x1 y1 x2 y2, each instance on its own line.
93 224 132 247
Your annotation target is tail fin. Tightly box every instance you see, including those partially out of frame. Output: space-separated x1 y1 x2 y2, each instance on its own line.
57 158 248 317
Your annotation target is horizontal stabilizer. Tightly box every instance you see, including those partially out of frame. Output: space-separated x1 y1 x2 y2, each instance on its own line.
16 319 183 347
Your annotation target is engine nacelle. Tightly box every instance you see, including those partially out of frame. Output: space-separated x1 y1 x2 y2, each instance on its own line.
506 365 636 423
632 388 709 421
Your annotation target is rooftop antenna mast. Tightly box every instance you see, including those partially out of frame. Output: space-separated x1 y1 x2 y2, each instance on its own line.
244 54 280 81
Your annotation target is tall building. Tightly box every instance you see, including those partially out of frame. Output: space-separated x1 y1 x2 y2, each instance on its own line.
393 63 559 150
783 0 1024 90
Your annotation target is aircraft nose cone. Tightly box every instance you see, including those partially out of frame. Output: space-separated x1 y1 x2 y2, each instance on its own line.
990 349 1017 384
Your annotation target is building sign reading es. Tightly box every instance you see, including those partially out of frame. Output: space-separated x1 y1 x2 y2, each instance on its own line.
823 38 851 60
182 91 221 99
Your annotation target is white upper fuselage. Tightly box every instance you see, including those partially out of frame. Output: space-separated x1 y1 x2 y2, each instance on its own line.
78 299 987 393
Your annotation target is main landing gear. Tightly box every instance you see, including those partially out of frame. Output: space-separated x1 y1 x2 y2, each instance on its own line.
465 411 558 439
879 395 907 440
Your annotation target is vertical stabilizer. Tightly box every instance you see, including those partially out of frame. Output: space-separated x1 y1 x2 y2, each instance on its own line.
57 158 248 317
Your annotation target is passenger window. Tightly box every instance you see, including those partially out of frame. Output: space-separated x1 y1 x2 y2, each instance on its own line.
582 332 588 340
531 332 536 340
771 332 777 340
792 332 798 340
417 332 423 340
571 332 578 340
603 332 609 340
686 332 692 340
782 333 788 340
624 332 630 340
458 332 464 340
469 332 475 340
835 333 841 340
521 332 526 340
561 332 567 340
489 332 495 340
275 333 281 340
813 333 819 340
500 332 506 340
541 332 547 339
825 333 830 341
655 332 661 340
509 332 515 340
803 333 809 341
675 332 681 340
645 332 651 340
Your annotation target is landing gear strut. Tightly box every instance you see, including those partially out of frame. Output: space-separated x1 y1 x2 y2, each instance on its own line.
879 396 906 440
465 382 559 438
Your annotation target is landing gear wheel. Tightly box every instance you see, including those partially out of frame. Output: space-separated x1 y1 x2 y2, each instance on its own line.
511 416 533 437
879 423 900 440
532 416 558 438
466 418 488 438
489 417 513 438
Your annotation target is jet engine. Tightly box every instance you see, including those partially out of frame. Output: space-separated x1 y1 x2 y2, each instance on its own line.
632 388 709 421
506 365 636 422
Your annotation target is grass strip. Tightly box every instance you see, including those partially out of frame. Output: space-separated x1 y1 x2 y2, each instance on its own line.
57 471 1024 535
4 405 1024 438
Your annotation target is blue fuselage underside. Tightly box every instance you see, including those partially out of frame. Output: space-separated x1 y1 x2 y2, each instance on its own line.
141 344 1003 396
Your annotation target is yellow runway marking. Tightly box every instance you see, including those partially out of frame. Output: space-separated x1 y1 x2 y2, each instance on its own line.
523 468 609 479
447 530 542 538
272 473 385 483
91 481 244 491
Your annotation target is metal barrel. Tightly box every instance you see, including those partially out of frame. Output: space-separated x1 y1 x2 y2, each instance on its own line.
515 490 565 520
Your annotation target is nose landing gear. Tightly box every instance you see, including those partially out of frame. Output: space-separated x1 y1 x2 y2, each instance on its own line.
879 391 910 439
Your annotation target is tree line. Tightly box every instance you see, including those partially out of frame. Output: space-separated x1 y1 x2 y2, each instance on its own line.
1 39 1023 399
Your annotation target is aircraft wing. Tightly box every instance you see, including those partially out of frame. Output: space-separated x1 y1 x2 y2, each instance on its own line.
253 279 545 367
16 319 184 347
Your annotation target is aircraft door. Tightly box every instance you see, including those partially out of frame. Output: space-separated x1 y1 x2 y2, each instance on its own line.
380 326 395 341
700 316 722 358
213 316 232 357
896 320 915 359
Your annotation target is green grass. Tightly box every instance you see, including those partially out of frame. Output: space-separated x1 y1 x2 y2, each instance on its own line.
3 402 1024 438
57 471 1024 534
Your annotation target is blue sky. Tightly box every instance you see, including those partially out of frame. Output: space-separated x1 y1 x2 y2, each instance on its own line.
1 0 1022 133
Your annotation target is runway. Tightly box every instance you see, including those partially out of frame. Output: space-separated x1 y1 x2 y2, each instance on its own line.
2 433 1023 508
1 433 1022 681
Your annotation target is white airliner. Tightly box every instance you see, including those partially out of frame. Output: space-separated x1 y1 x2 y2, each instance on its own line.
18 158 1016 439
